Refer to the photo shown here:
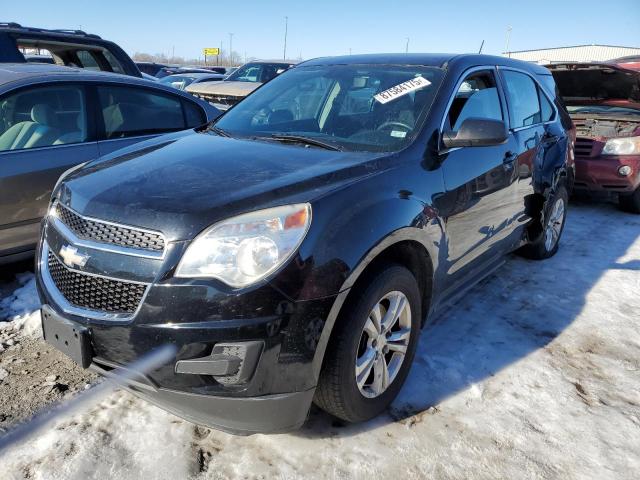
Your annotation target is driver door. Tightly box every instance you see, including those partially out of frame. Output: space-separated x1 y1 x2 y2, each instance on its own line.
437 68 522 291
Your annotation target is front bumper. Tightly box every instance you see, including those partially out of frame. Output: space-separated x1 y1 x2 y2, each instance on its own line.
36 212 339 433
92 360 315 434
573 154 640 193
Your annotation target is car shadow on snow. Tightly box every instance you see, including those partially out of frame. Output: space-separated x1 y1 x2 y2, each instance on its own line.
293 199 640 439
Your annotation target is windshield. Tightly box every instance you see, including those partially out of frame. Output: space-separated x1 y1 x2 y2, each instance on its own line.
566 104 640 115
225 63 291 83
158 75 196 90
213 64 444 152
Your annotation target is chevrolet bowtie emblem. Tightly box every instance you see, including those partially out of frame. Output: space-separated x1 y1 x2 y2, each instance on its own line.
59 245 90 269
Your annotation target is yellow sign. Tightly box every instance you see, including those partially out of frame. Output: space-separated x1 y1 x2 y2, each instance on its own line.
203 48 220 56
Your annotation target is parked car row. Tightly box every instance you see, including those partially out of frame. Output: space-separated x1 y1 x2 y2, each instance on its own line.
1 21 637 436
136 62 236 78
158 72 226 90
186 60 297 110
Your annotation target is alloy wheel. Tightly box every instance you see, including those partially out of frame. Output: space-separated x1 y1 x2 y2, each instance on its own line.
544 197 565 251
355 291 412 398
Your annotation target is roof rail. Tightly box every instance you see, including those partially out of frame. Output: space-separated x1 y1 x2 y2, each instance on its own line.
0 22 102 39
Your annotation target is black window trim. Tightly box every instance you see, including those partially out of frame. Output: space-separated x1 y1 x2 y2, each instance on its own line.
497 66 559 132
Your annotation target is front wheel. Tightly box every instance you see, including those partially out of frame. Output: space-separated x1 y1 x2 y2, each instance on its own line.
314 265 421 423
618 186 640 214
519 185 568 260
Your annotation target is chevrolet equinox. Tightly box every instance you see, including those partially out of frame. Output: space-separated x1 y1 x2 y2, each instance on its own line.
36 54 572 434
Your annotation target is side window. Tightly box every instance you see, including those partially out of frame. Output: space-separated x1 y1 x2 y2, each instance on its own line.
0 85 88 152
97 85 186 139
501 70 542 128
446 70 503 131
538 87 554 122
76 51 101 71
102 51 126 75
183 100 207 127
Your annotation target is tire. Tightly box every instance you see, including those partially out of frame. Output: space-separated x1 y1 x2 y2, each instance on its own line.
619 187 640 214
519 185 568 260
314 264 421 423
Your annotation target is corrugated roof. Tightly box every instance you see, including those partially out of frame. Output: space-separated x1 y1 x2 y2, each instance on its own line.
503 45 640 63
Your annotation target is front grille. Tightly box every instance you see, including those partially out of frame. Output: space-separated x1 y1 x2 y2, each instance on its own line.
47 251 147 314
574 137 594 157
55 203 165 252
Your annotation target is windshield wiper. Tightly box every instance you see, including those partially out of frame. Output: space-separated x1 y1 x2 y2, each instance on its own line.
269 134 343 151
208 125 232 137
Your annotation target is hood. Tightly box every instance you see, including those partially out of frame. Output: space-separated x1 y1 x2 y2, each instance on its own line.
548 63 640 103
58 131 388 241
186 81 260 97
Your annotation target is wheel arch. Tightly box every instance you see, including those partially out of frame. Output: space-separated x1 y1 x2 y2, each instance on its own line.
310 228 437 380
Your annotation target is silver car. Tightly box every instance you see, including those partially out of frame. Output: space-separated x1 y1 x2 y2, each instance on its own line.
0 63 220 263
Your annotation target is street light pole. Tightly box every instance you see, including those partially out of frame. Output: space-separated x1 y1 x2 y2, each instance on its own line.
283 16 288 60
505 26 513 56
229 33 234 65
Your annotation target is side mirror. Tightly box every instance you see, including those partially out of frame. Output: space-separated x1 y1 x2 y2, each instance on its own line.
442 118 508 148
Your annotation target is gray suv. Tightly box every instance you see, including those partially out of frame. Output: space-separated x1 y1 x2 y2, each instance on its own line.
0 63 220 263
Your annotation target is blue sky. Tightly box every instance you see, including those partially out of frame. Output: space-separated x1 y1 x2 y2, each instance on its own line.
4 0 640 61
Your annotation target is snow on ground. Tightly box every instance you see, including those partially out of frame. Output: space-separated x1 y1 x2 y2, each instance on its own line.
0 201 638 479
0 273 41 339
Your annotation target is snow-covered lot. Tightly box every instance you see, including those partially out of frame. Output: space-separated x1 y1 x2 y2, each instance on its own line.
0 200 638 480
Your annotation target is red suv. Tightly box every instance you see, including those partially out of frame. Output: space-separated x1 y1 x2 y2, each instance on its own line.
548 62 640 212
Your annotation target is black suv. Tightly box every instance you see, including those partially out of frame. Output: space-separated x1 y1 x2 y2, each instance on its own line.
0 22 141 77
37 54 572 434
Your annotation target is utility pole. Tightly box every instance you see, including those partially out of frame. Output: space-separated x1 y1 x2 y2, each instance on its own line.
229 33 234 65
283 16 288 60
505 26 513 56
405 37 410 53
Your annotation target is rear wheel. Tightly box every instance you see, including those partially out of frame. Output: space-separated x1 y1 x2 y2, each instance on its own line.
314 265 421 423
618 187 640 214
519 185 568 260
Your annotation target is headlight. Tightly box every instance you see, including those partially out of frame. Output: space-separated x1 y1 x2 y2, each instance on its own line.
602 136 640 156
176 203 311 287
618 165 632 176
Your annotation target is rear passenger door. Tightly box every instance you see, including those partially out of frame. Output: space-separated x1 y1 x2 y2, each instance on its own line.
94 84 207 156
499 69 559 221
0 83 98 254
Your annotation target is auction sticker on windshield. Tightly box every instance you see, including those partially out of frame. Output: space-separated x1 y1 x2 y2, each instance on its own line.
374 76 431 104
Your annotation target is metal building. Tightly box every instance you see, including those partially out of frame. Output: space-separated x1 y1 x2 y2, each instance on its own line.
503 45 640 63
